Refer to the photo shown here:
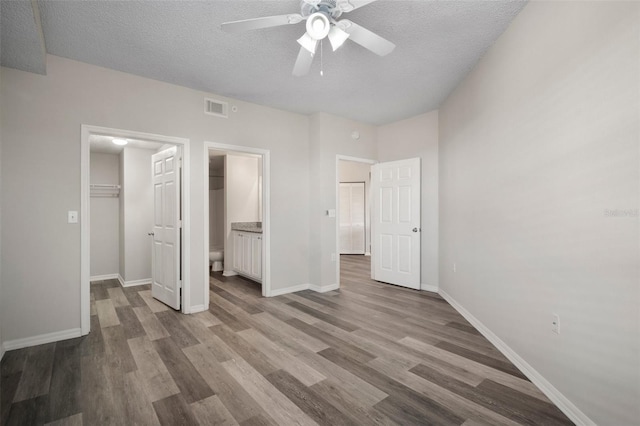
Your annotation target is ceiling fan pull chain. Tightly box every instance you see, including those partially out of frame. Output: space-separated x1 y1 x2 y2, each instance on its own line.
320 39 324 76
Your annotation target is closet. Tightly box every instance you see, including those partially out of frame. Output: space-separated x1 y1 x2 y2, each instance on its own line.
339 182 366 254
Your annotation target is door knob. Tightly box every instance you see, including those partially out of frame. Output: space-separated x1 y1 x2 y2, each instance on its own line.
412 228 420 233
147 232 154 236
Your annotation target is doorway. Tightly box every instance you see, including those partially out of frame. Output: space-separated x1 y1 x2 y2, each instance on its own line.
204 142 271 297
335 155 376 288
80 125 192 335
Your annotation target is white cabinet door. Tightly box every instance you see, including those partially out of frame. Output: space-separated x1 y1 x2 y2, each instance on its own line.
232 230 263 282
371 158 421 289
233 232 244 271
251 234 262 279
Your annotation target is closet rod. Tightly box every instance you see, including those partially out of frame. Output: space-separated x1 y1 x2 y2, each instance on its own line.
90 184 121 189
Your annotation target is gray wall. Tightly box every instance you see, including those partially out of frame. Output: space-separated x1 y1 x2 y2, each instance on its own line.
89 152 120 277
121 147 154 282
0 54 311 342
438 2 639 424
377 111 440 290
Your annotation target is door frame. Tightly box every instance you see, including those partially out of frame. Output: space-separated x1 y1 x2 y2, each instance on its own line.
335 155 376 289
204 142 271 297
80 125 192 336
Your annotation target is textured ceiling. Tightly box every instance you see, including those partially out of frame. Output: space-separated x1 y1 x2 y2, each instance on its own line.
0 0 46 74
2 0 527 125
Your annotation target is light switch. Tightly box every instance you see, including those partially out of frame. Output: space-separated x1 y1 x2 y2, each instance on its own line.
68 210 78 224
326 209 336 217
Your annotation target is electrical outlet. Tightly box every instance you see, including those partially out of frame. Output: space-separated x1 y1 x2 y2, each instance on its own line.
68 210 78 224
552 314 560 334
453 263 457 273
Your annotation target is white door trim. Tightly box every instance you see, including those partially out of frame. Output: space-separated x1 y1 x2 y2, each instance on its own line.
335 155 376 289
81 125 192 335
204 142 271 297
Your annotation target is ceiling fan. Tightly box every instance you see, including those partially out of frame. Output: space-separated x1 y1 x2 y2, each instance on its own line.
221 0 395 76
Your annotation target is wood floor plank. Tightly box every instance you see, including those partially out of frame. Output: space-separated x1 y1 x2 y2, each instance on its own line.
436 341 529 380
368 357 520 426
319 347 466 425
46 338 82 423
44 413 83 426
310 379 398 426
139 290 170 313
398 336 545 400
152 394 199 426
265 369 357 426
152 337 214 404
212 285 263 315
123 370 161 426
221 357 318 426
127 336 180 402
133 305 170 341
13 343 55 402
210 324 278 376
286 318 376 364
155 310 200 348
106 286 130 308
95 299 120 328
5 395 48 426
183 344 272 424
102 325 137 373
114 305 146 340
1 372 22 426
239 328 326 387
190 395 239 426
91 284 110 301
252 311 329 353
122 287 148 307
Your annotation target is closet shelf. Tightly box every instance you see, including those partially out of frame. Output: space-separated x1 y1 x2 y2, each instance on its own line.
90 183 121 198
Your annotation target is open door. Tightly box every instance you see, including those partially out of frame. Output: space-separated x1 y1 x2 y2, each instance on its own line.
151 146 182 309
371 158 421 289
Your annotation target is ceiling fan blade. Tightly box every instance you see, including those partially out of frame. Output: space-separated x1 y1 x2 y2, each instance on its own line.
338 19 395 56
292 45 316 76
335 0 378 13
221 14 304 33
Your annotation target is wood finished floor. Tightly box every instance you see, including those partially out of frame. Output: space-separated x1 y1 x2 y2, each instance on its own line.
1 255 573 425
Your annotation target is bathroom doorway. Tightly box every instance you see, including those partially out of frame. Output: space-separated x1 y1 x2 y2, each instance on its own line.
204 142 271 297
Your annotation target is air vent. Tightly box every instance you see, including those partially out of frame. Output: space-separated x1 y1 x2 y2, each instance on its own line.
204 98 228 118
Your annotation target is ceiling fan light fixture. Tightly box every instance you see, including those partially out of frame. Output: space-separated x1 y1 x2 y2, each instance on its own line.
297 32 318 54
305 12 330 40
328 25 350 51
112 138 128 146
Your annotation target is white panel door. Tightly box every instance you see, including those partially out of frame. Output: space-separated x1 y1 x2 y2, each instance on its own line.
339 182 366 254
371 158 421 289
151 146 181 309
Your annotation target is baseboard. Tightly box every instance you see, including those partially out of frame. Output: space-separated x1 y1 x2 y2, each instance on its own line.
269 283 311 297
90 273 119 282
118 274 152 288
222 270 238 277
3 328 83 352
438 289 595 426
421 283 439 293
309 283 340 293
365 252 371 256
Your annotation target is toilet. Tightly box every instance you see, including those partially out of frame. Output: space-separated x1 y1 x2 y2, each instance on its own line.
209 248 224 272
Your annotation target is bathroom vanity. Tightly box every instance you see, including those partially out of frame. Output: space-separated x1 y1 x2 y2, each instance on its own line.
231 222 262 283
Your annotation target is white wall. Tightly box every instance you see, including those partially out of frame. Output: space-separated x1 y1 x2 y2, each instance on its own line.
224 154 260 273
89 152 120 277
338 161 371 254
0 54 311 342
438 2 639 424
377 111 439 290
309 112 378 288
121 147 154 282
